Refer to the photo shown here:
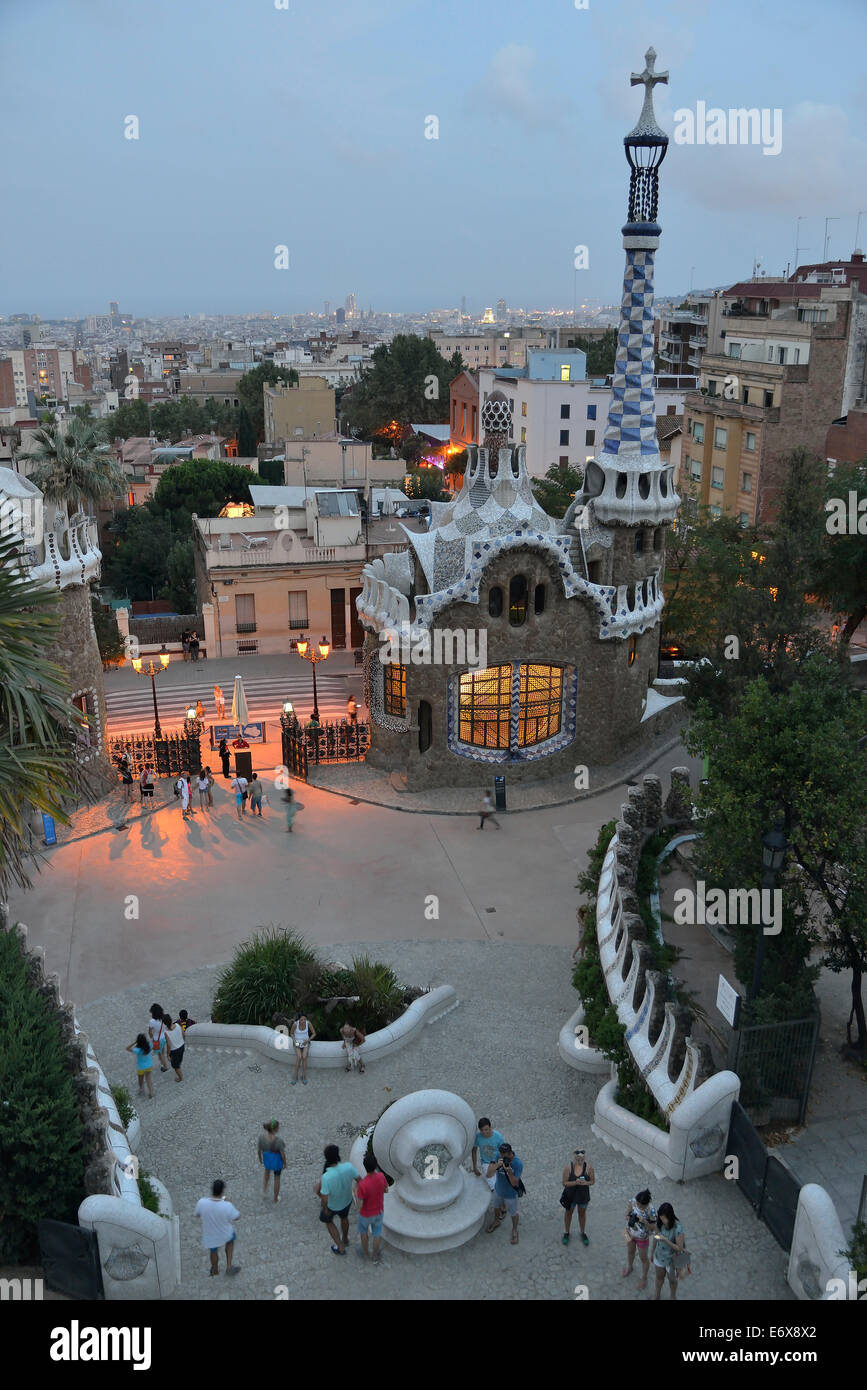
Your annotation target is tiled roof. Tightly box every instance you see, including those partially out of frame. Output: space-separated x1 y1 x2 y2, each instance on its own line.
656 414 683 444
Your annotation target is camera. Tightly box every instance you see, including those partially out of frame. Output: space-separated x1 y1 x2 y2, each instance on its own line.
500 1155 511 1168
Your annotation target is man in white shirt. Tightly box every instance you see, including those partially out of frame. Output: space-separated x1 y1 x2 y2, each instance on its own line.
230 773 248 819
195 1179 241 1277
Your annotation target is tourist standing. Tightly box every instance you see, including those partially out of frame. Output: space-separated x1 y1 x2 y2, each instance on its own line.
195 698 206 721
181 631 190 662
148 1004 169 1073
346 694 358 724
203 767 214 807
126 1033 154 1099
478 791 501 830
230 771 248 819
196 770 211 811
290 1013 315 1084
214 684 226 718
651 1202 687 1301
560 1147 595 1246
571 905 589 962
258 1120 286 1205
121 760 134 800
340 1020 366 1074
623 1188 657 1289
354 1152 387 1263
176 772 194 819
162 1013 185 1082
284 785 299 833
248 773 264 816
139 765 155 807
189 631 200 662
218 738 231 778
316 1144 360 1256
472 1117 505 1192
195 1180 241 1277
486 1142 523 1244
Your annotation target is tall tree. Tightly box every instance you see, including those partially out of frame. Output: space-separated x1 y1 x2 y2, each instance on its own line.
237 405 256 458
148 459 265 530
340 335 462 439
102 508 175 601
163 539 197 613
532 461 584 518
688 661 867 1049
814 459 867 646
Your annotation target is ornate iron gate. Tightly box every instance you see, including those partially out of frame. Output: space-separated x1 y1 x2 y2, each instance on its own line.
726 1101 801 1252
281 721 369 783
108 733 203 778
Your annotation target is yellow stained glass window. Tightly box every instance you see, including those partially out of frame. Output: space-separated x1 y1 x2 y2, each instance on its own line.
384 662 406 716
517 664 562 746
458 663 564 750
458 664 511 749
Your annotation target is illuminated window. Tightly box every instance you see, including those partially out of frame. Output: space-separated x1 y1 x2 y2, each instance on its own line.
458 663 564 751
521 401 527 417
560 365 571 382
384 662 406 716
627 636 637 666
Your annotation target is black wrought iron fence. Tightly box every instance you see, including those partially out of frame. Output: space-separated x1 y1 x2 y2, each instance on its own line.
727 1012 820 1127
726 1101 801 1252
281 720 369 782
108 732 203 778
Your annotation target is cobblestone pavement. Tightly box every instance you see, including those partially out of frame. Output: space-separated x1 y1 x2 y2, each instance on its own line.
306 724 689 813
81 940 792 1303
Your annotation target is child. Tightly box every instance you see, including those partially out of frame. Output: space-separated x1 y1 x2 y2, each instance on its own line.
178 1010 197 1034
126 1033 155 1099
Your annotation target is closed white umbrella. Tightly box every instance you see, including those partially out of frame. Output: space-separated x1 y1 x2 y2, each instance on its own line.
231 674 249 728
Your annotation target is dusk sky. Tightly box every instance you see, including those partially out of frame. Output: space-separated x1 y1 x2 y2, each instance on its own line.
3 0 866 317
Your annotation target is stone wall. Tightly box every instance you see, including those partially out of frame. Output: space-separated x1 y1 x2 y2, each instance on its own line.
365 547 682 789
50 584 115 795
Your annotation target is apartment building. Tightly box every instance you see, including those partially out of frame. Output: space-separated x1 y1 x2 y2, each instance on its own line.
263 376 336 445
427 326 548 369
449 370 480 450
656 293 712 376
174 369 244 407
681 256 867 524
478 350 695 477
192 485 418 657
0 346 91 408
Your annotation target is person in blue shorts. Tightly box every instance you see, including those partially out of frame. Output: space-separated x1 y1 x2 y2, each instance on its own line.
486 1142 524 1245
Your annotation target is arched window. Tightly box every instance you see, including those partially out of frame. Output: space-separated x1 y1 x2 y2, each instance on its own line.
634 530 645 555
488 586 503 618
509 575 528 626
627 636 637 667
653 527 662 550
534 583 546 615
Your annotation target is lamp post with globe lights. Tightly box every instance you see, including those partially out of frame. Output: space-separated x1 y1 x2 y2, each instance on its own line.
296 635 330 724
131 647 170 739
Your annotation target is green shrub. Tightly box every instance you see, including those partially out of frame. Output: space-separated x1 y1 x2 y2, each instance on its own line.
212 929 411 1041
212 927 318 1025
842 1221 867 1281
0 926 86 1264
137 1170 161 1215
111 1084 135 1131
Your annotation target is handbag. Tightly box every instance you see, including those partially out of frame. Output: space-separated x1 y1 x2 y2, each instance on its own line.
263 1148 283 1172
672 1247 692 1275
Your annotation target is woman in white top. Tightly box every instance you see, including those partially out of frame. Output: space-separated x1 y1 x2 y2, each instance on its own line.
176 774 194 819
148 1004 169 1073
196 771 211 811
290 1013 316 1086
162 1013 186 1082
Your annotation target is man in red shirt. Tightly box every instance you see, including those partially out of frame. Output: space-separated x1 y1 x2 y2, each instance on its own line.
354 1152 388 1263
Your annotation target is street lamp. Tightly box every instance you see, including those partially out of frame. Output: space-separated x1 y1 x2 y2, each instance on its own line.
184 704 203 738
750 819 788 1001
131 647 170 738
295 635 330 723
280 700 298 733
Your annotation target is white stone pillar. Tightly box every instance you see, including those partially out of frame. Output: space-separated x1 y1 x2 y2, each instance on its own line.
202 602 217 659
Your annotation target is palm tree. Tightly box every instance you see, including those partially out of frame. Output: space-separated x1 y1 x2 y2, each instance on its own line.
15 418 128 794
0 535 85 896
16 418 126 509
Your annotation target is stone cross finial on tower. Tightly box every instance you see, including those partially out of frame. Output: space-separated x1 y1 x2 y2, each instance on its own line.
628 47 669 140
